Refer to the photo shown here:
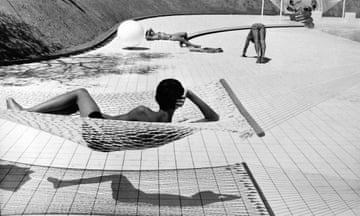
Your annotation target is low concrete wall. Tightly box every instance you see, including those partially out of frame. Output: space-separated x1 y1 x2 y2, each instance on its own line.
323 0 360 18
0 0 279 63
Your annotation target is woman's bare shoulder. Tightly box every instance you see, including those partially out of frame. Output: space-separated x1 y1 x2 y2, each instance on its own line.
128 106 157 121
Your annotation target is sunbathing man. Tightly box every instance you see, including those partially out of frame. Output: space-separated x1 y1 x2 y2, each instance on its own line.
145 28 201 48
311 0 317 10
6 79 219 122
242 23 267 64
287 0 298 13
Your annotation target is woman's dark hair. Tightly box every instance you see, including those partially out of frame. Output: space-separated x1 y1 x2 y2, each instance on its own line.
145 28 154 38
155 79 184 110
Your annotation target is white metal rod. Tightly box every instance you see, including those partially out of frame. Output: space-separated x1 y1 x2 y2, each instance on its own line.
342 0 346 18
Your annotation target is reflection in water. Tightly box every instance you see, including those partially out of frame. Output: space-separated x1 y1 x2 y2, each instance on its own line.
0 52 171 86
47 174 240 205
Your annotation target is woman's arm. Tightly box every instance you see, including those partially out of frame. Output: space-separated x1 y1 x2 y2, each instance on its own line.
186 89 219 121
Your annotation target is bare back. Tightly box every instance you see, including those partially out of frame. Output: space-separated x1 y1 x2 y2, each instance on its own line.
108 106 171 122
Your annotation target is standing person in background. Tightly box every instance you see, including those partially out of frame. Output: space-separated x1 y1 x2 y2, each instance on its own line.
242 23 267 64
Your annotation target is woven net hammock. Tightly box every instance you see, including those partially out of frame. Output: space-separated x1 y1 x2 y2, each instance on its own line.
0 80 253 152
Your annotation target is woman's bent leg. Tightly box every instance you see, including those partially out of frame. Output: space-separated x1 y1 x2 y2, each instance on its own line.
8 88 101 117
251 29 261 58
259 27 266 58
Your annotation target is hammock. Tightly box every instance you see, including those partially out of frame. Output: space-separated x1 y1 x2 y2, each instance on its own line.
0 79 253 152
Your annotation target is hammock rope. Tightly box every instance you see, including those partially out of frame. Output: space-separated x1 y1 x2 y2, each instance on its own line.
0 80 253 152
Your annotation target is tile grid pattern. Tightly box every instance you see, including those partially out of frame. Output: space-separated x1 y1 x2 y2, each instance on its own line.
0 15 359 215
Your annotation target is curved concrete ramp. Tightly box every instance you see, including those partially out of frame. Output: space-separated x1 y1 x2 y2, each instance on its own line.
0 0 279 63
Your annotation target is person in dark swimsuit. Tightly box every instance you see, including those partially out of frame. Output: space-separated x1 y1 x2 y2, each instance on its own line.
242 23 267 64
311 0 317 10
145 28 201 48
287 0 298 13
6 79 219 122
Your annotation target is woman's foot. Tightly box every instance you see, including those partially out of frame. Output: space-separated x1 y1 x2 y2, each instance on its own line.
6 98 24 111
47 177 60 189
259 57 267 64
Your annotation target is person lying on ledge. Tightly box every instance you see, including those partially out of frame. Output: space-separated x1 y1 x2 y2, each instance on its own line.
287 0 298 13
6 79 219 123
242 23 267 64
145 28 201 48
311 0 317 11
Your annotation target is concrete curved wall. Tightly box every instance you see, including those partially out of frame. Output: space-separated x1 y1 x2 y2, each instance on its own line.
0 0 279 63
323 0 360 18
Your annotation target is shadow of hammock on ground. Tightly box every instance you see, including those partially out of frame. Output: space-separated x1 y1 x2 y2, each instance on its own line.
48 174 240 205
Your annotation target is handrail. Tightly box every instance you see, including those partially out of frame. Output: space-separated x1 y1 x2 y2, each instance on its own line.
188 23 304 40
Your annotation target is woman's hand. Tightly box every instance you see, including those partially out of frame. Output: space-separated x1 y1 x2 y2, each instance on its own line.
174 88 188 109
175 97 185 109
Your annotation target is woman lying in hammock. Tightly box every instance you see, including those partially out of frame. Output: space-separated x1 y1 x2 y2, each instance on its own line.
6 79 219 123
145 28 201 48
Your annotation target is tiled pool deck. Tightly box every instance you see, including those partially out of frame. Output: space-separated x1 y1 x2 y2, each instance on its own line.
0 15 360 215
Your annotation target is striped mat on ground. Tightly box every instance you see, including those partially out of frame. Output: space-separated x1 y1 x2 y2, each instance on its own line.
0 160 273 216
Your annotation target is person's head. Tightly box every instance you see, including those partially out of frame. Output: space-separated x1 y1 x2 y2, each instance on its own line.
145 28 155 39
155 79 185 111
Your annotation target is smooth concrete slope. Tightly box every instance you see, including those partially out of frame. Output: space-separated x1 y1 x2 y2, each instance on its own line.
0 0 279 65
323 0 360 17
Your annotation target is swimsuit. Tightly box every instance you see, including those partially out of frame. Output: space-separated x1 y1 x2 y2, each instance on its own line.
251 23 265 30
158 32 172 40
88 111 105 119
